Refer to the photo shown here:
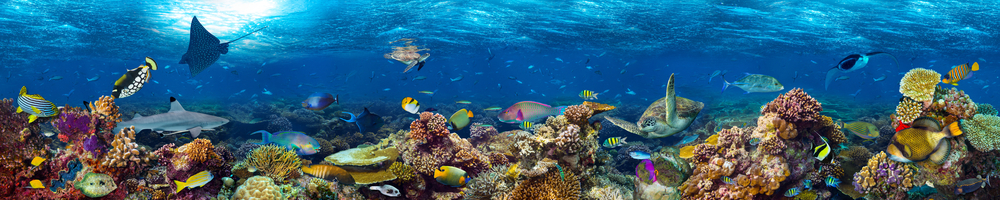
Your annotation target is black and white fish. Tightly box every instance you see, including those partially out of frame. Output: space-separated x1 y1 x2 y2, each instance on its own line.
825 52 899 90
112 57 157 98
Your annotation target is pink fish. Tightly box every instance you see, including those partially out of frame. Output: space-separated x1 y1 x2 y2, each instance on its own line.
497 101 566 123
636 159 657 182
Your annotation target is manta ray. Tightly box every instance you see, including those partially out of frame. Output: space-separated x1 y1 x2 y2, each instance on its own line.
179 16 267 77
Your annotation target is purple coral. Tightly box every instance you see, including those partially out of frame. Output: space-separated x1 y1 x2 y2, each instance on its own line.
53 111 94 136
469 123 498 139
761 88 822 125
83 135 106 156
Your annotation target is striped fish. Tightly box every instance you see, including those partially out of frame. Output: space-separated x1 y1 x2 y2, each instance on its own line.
302 164 355 185
784 187 801 197
17 86 59 123
112 57 157 98
579 90 599 100
942 62 978 86
813 140 833 163
804 179 813 190
174 170 213 193
603 137 627 148
519 121 533 130
825 176 841 187
720 176 736 185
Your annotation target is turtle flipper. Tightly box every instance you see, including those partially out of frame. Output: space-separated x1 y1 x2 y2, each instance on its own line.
664 73 677 128
604 116 648 138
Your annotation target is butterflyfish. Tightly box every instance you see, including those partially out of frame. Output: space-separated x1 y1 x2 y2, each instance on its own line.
886 117 962 164
401 97 420 114
174 170 213 193
434 166 470 187
17 86 59 123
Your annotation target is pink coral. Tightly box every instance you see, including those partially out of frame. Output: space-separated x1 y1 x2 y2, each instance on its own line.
761 88 822 125
930 87 977 119
408 112 450 144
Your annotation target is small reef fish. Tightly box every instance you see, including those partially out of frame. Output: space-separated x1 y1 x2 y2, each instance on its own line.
555 57 563 62
955 175 989 195
450 75 463 82
448 109 473 131
251 130 321 155
434 166 471 187
527 65 534 69
629 150 651 160
48 76 63 81
262 88 272 95
634 73 645 77
498 101 567 123
636 159 657 182
825 176 841 187
579 90 599 100
339 108 385 133
369 185 401 197
873 74 886 82
455 100 471 104
844 121 880 140
603 137 627 148
483 106 502 111
722 73 784 93
720 176 736 185
836 76 850 80
418 90 436 96
708 70 726 83
86 75 100 82
174 170 213 193
749 138 761 146
30 157 45 167
887 117 962 163
784 187 801 197
302 164 355 184
302 92 338 110
112 57 157 98
270 73 281 77
804 179 813 190
17 86 59 123
519 121 533 130
28 180 44 189
625 88 636 95
942 62 979 86
674 135 698 146
401 97 421 114
412 76 427 81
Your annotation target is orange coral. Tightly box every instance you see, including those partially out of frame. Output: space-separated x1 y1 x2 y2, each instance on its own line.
87 96 121 123
102 126 149 167
176 138 219 163
563 105 593 128
581 101 615 115
409 112 450 144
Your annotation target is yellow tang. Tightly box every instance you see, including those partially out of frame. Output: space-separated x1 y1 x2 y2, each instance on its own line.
449 109 473 131
401 97 420 114
942 62 979 86
16 86 59 123
844 121 880 140
886 117 962 164
29 180 44 189
31 157 45 166
174 170 213 193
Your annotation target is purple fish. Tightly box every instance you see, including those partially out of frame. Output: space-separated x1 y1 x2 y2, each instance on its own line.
302 92 338 110
498 101 566 123
636 159 657 182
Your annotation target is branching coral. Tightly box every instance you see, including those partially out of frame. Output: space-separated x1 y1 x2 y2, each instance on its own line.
899 68 940 103
977 103 997 116
852 152 914 200
509 168 580 200
960 114 1000 151
102 126 149 167
232 176 283 200
760 88 822 124
245 145 302 182
87 96 121 123
929 87 977 119
895 97 923 123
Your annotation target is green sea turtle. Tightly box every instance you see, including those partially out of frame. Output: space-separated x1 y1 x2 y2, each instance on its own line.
605 73 704 138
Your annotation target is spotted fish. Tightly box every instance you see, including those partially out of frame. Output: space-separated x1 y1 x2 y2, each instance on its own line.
17 86 59 123
112 57 157 98
179 16 267 77
844 121 880 140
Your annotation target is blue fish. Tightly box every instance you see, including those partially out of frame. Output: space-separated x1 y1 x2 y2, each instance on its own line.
251 130 321 155
804 180 813 190
825 176 841 187
302 92 338 110
629 150 651 160
784 187 801 197
749 138 761 146
674 135 698 146
340 107 385 133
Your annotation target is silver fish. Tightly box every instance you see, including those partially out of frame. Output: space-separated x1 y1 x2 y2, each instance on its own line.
837 76 850 80
722 74 784 93
873 74 886 82
709 70 726 83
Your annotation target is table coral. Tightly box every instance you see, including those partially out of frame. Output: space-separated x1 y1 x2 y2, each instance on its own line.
232 176 283 200
852 152 914 200
899 68 940 103
895 97 923 123
245 145 302 182
760 88 822 125
324 146 398 166
581 101 616 115
960 114 1000 151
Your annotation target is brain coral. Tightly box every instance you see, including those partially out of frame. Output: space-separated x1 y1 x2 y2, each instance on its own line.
895 97 923 123
899 68 940 102
960 114 1000 151
232 176 282 200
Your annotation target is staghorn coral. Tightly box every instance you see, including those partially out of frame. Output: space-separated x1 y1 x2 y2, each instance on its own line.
960 114 1000 151
509 169 580 200
895 97 923 123
760 88 822 125
87 96 121 123
852 152 914 200
232 176 283 200
102 126 149 167
245 145 302 182
929 87 977 119
899 68 941 103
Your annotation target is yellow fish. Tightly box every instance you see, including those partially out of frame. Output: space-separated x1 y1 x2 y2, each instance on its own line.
942 62 979 86
16 86 59 123
844 121 880 140
886 117 962 164
302 164 355 184
29 180 44 189
174 170 213 193
449 109 473 131
434 166 470 187
31 157 46 166
401 97 420 114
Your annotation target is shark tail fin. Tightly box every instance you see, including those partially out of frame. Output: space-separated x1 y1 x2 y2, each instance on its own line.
340 112 358 122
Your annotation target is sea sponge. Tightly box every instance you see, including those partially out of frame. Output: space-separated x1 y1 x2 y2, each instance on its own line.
761 88 822 124
232 176 282 200
899 68 940 102
896 97 923 123
960 114 1000 151
245 145 302 182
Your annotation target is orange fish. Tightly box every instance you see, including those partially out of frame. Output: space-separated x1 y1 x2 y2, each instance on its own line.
302 164 355 184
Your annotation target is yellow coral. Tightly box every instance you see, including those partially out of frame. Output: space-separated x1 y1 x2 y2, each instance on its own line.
389 161 416 182
246 145 302 182
348 169 397 184
896 97 923 123
509 169 580 200
176 138 218 163
324 146 398 166
899 68 940 102
232 176 282 200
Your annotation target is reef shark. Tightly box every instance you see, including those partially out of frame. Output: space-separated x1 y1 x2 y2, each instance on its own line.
114 97 230 138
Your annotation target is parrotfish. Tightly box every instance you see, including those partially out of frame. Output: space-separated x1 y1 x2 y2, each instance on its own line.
251 130 321 155
498 101 566 123
302 92 338 110
434 166 471 187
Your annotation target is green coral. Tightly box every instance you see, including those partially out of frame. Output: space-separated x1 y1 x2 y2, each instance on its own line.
960 114 1000 151
978 103 997 116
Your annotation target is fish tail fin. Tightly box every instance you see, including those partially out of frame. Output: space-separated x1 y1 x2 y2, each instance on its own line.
250 130 271 143
340 112 358 122
972 62 980 71
721 75 730 93
174 180 187 193
335 94 340 104
944 122 963 137
19 86 27 96
28 115 38 123
555 106 567 115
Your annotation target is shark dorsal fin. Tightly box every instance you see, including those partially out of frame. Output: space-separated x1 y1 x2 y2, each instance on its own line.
169 97 186 112
665 73 677 128
134 113 143 119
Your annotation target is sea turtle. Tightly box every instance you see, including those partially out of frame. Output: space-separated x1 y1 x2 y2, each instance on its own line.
605 73 704 138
